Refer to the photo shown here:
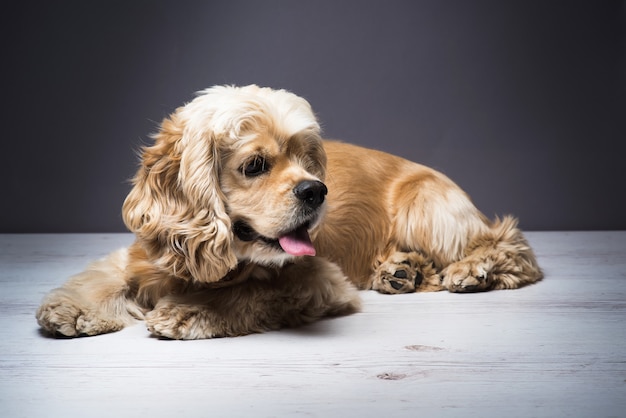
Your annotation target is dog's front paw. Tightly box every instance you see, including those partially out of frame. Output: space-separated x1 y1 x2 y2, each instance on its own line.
442 259 493 293
36 289 123 337
146 302 216 340
372 251 442 294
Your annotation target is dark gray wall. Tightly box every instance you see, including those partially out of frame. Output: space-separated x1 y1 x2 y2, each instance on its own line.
3 0 625 232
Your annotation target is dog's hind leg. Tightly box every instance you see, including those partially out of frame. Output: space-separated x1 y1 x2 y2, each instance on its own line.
373 170 484 294
441 216 543 292
36 248 143 337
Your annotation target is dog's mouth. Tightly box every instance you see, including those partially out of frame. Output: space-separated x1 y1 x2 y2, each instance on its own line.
232 220 317 257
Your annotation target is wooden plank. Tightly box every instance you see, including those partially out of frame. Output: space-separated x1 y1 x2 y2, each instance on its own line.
0 232 625 417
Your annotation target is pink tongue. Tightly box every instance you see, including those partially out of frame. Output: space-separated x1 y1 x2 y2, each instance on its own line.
278 227 316 256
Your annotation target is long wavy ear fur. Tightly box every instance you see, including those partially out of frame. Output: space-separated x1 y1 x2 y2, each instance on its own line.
122 106 237 283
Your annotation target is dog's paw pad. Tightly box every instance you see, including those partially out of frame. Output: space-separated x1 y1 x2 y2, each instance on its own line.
373 265 419 294
372 252 441 294
372 252 439 294
389 278 408 291
376 277 415 294
393 270 408 279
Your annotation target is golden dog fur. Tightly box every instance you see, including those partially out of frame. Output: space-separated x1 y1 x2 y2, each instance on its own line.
37 85 542 339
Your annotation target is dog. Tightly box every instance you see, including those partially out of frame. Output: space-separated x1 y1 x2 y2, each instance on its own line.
36 85 542 339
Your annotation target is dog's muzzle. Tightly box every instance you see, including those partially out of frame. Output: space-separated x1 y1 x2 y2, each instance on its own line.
232 180 327 257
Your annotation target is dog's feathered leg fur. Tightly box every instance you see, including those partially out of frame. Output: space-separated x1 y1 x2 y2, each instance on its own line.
36 249 144 337
442 216 543 292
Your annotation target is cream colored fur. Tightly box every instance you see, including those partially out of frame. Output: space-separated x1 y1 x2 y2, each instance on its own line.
36 85 542 340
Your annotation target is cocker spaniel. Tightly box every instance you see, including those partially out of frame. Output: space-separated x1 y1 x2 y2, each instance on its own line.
36 85 542 339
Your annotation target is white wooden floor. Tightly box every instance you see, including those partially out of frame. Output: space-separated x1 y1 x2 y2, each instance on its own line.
1 232 625 418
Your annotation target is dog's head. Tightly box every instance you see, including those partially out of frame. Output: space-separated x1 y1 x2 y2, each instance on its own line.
123 85 327 282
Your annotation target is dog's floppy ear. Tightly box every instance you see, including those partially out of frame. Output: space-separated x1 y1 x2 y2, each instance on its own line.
122 106 237 283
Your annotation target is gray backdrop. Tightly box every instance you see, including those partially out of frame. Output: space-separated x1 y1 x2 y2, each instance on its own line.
3 0 625 232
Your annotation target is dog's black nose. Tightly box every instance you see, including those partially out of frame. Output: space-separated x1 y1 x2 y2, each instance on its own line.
293 180 328 208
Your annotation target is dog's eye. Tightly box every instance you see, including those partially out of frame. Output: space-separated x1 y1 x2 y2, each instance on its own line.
242 156 269 177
